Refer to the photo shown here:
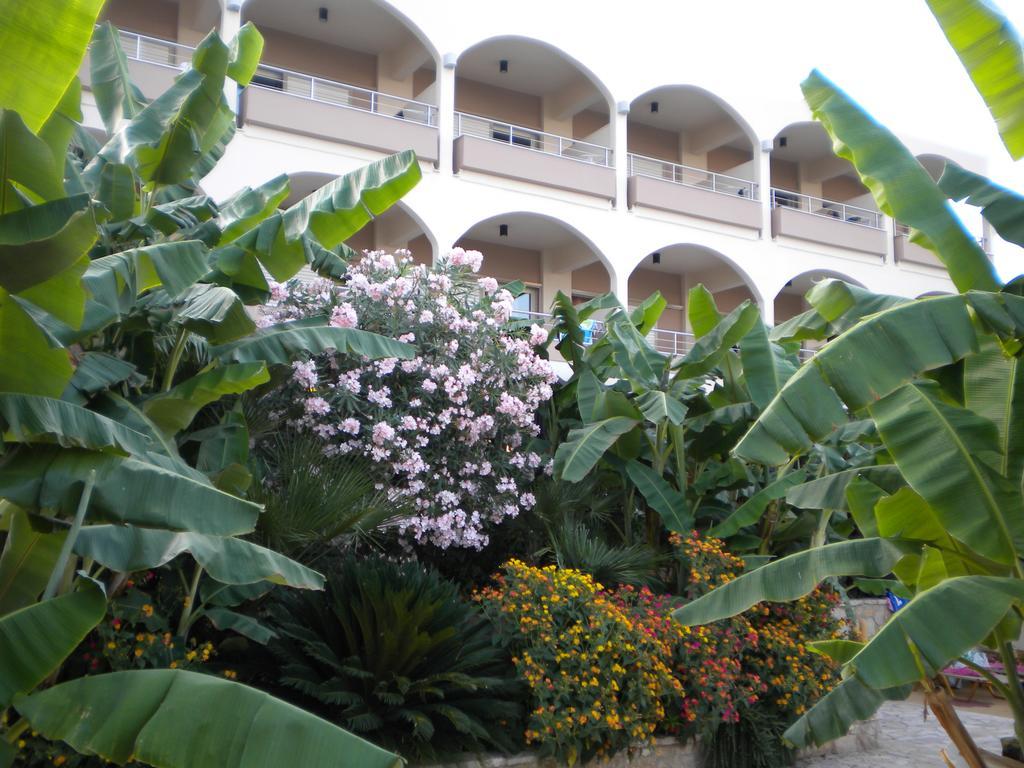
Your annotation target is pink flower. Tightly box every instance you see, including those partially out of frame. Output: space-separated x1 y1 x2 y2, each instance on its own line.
478 276 499 295
340 418 360 435
372 422 396 445
329 303 358 329
304 397 330 416
528 324 548 346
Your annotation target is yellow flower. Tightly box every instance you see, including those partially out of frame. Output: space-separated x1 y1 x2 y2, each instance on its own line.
134 648 143 657
141 604 154 617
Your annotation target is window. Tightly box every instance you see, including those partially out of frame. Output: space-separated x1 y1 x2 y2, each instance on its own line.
252 69 284 91
512 285 541 319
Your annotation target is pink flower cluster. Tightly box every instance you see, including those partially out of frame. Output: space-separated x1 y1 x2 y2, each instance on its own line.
262 249 557 549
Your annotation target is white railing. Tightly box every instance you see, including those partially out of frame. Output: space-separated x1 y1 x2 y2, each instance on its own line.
647 327 697 356
117 29 194 69
627 153 758 200
455 112 613 167
771 188 883 229
251 64 438 126
895 221 989 252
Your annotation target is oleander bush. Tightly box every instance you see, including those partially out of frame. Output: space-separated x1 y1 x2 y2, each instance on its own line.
258 250 557 550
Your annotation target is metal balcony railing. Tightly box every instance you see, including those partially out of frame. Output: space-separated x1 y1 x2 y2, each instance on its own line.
627 153 759 200
116 29 194 69
770 188 883 229
250 64 438 126
895 221 990 252
455 112 613 167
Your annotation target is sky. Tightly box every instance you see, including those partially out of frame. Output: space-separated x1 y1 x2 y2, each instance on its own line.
400 0 1024 281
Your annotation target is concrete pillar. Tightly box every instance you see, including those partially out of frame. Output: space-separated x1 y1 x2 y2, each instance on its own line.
438 54 457 176
541 252 574 313
612 267 630 309
758 144 772 239
613 103 629 210
220 1 245 114
759 293 775 326
882 215 896 265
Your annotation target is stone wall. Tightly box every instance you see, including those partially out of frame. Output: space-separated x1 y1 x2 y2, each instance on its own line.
429 719 880 768
843 598 892 641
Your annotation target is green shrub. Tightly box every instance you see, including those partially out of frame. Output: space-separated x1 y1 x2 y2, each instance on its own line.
264 557 522 760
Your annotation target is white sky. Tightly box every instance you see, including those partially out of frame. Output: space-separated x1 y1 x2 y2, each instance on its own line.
403 0 1024 280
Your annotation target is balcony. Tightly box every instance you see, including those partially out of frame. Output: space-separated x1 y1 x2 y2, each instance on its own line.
453 113 615 201
81 30 192 99
241 65 439 163
626 154 761 229
770 189 887 257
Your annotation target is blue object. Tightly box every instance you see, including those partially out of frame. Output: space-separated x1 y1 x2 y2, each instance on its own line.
885 590 909 613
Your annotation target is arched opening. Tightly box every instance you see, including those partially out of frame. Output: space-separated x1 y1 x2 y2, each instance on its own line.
773 270 865 325
239 0 440 161
627 245 759 354
453 37 615 198
285 172 436 265
627 86 758 191
769 122 887 257
454 213 612 318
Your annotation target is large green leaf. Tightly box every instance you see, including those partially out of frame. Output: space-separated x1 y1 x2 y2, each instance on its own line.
635 390 687 426
15 670 404 768
0 448 260 536
225 23 264 87
89 23 147 133
707 468 807 538
211 321 413 365
624 460 691 532
174 284 255 344
805 279 909 336
605 316 665 390
674 300 759 379
554 417 639 482
786 466 904 511
204 607 276 644
0 506 66 615
0 394 153 456
848 576 1024 688
0 579 105 707
926 0 1024 160
672 538 908 625
0 0 103 131
39 76 85 169
940 162 1024 248
0 109 64 208
870 383 1024 564
801 69 1000 293
228 150 422 281
0 194 97 294
144 363 269 434
73 525 323 589
0 293 73 397
965 336 1024 485
734 296 977 465
783 676 912 748
215 175 290 245
687 284 722 339
740 321 796 410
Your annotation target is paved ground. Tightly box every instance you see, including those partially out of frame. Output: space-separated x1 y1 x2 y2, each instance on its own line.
798 698 1014 767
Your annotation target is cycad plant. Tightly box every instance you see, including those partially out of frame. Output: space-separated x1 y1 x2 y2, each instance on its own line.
266 557 523 760
675 1 1024 764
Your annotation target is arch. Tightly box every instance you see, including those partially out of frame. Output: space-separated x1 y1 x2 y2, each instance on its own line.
240 0 440 103
625 243 764 333
628 84 760 161
455 35 615 115
452 211 615 316
282 171 439 263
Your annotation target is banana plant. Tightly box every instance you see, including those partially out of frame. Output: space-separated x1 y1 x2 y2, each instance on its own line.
0 12 419 768
675 1 1024 761
548 285 855 553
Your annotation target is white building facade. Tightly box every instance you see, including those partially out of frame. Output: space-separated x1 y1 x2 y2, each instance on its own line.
82 0 986 350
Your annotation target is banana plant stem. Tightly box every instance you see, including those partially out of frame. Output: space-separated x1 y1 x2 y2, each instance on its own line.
42 470 95 601
162 326 189 392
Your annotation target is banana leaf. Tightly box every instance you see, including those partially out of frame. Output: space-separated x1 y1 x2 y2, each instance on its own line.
73 525 322 589
15 670 404 768
940 162 1024 248
554 416 639 483
926 0 1024 160
802 69 1000 293
0 579 106 707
